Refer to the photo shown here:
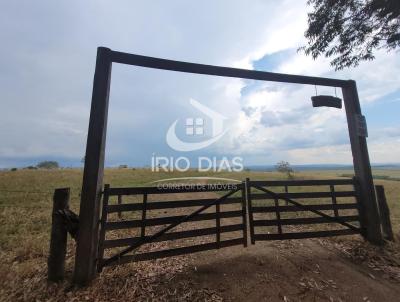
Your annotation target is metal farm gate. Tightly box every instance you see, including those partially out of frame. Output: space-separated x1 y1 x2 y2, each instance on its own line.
97 178 362 271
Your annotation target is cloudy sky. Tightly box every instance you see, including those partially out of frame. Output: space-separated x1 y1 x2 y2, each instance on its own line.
1 0 399 168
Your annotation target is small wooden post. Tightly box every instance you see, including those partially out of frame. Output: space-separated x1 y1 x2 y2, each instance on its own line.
245 178 255 244
140 194 148 238
330 185 339 218
375 185 394 241
48 188 70 282
241 181 248 247
274 197 282 235
117 195 122 219
284 185 289 206
97 184 110 273
216 200 221 249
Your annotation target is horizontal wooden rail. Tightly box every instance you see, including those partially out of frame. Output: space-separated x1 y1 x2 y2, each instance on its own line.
252 203 358 213
249 179 355 187
107 197 242 213
102 238 244 266
105 210 243 230
109 50 348 87
253 215 359 227
251 191 356 200
252 184 360 232
101 188 240 266
253 229 360 240
103 224 243 248
107 184 242 195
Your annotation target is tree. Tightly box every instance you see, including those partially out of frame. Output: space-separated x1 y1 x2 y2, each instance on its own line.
24 166 37 170
301 0 400 70
37 161 59 169
275 161 294 179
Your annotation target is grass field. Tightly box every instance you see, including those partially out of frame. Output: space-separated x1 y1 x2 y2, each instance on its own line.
0 168 399 300
0 168 398 257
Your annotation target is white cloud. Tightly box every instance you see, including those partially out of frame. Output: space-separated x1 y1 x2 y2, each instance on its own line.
0 0 399 167
274 46 400 105
286 137 400 165
231 0 308 69
218 14 400 165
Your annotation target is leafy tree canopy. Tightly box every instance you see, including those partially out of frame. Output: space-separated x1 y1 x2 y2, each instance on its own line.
302 0 400 70
275 161 294 178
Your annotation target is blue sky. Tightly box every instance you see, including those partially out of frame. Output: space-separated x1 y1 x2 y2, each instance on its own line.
1 0 399 168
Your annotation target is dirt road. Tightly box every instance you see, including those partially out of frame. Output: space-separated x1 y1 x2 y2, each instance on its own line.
179 237 400 301
135 188 400 301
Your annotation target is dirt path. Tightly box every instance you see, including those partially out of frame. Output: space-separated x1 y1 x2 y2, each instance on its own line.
179 238 400 301
145 187 400 301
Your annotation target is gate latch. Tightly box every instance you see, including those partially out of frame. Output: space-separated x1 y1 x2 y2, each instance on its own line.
57 209 79 240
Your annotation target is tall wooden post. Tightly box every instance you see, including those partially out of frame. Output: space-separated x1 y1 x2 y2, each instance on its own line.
342 80 383 245
73 47 112 285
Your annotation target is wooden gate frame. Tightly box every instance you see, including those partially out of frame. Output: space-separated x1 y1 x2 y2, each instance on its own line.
246 178 362 242
97 183 246 270
73 47 382 285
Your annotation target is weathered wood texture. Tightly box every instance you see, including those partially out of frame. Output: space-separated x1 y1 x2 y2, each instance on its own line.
107 196 241 212
117 195 122 218
74 47 112 285
247 179 354 186
252 203 358 213
98 186 245 269
76 46 381 284
342 81 383 245
48 188 70 282
245 178 255 244
241 181 248 247
104 238 244 265
96 184 109 273
103 224 244 248
248 180 362 242
375 185 394 241
97 178 365 269
254 229 358 241
110 50 348 87
311 95 342 108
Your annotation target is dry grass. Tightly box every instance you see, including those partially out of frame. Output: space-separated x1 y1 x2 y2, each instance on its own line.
0 168 399 301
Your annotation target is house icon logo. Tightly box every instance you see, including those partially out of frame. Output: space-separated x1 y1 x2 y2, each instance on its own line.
166 98 228 151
